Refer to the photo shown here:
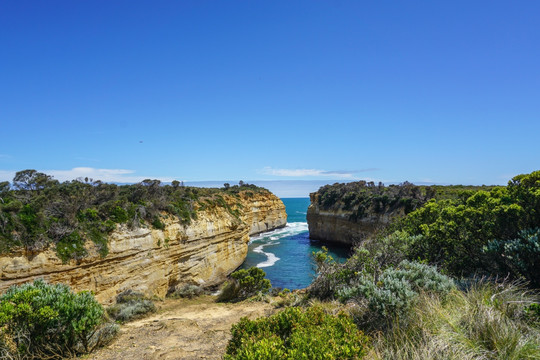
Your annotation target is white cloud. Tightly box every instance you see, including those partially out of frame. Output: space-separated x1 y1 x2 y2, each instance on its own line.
259 167 375 179
0 167 175 183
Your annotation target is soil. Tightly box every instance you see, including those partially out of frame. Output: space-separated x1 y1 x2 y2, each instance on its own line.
82 296 277 360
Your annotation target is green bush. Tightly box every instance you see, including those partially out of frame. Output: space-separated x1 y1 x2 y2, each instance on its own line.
337 260 454 329
388 260 455 296
218 267 271 302
485 228 540 286
107 290 156 323
225 306 370 359
0 279 106 357
170 284 205 299
338 272 417 329
56 230 87 263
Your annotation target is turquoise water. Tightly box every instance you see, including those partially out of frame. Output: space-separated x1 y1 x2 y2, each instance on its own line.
241 198 350 290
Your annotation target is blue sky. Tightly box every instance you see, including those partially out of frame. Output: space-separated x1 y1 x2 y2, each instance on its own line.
1 1 539 197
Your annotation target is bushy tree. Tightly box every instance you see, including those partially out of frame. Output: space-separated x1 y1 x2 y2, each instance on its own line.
0 279 105 357
218 267 271 302
225 306 370 359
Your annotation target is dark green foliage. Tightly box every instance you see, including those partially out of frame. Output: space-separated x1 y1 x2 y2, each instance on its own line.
56 230 87 262
396 171 540 277
0 279 106 357
525 303 540 326
225 306 370 359
106 290 156 323
0 170 268 261
315 181 448 222
151 215 165 230
218 267 271 302
485 228 540 287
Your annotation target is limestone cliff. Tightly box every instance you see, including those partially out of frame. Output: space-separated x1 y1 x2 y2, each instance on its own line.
307 181 430 245
307 192 401 245
0 192 286 303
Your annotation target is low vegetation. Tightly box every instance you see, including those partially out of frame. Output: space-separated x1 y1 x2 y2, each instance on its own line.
0 279 117 359
106 290 156 323
225 306 370 359
314 180 495 222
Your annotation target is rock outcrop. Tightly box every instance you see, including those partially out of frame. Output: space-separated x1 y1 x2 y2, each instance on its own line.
0 192 286 303
307 192 400 245
306 181 427 245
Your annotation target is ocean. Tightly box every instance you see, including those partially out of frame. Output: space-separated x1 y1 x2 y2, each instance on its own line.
240 198 350 290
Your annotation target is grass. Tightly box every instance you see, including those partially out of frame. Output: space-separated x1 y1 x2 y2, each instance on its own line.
370 280 540 359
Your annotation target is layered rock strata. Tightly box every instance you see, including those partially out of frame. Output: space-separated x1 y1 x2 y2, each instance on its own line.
307 192 401 245
0 192 286 303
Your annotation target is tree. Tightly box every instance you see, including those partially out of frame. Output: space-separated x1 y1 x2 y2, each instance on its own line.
172 180 180 189
223 183 230 190
239 180 245 187
13 169 57 191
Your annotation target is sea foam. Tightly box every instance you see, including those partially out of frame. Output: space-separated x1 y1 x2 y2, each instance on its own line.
250 222 308 268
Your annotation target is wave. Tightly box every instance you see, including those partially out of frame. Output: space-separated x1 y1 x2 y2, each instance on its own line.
249 222 308 243
250 222 308 268
253 244 280 268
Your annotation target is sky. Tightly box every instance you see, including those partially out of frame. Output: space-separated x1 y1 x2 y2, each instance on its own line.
1 1 539 197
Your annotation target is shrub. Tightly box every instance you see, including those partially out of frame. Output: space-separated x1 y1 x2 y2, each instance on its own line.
388 260 455 296
225 306 370 359
107 290 156 323
372 280 540 359
170 284 205 299
0 279 106 357
338 272 417 329
218 267 271 302
337 261 454 330
485 228 540 286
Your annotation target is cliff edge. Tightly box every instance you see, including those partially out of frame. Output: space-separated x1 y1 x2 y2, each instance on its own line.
0 191 286 303
307 181 431 245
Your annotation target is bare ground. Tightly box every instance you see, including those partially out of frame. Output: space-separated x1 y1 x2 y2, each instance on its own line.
82 296 277 360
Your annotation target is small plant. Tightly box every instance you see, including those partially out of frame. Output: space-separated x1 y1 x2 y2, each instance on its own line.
170 284 205 299
218 267 271 302
337 260 454 329
0 279 107 357
225 306 370 359
107 290 156 323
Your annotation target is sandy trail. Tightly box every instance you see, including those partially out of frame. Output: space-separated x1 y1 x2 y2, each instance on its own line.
84 296 276 360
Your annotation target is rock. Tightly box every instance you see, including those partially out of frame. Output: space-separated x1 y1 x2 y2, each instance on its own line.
0 192 286 304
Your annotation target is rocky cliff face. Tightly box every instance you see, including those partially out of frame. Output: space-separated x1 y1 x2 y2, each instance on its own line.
0 192 286 303
307 191 404 245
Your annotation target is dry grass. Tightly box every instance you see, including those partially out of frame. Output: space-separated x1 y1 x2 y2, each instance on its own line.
371 281 540 360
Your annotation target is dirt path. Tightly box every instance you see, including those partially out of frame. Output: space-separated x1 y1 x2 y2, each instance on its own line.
84 296 276 360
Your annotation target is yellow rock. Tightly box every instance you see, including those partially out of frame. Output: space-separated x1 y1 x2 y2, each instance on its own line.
0 192 286 304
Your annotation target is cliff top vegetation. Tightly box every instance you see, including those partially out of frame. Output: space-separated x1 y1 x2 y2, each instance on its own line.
312 180 497 222
0 170 270 262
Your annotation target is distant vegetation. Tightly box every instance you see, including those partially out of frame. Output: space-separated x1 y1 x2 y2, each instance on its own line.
0 170 269 262
312 170 540 283
315 180 496 221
